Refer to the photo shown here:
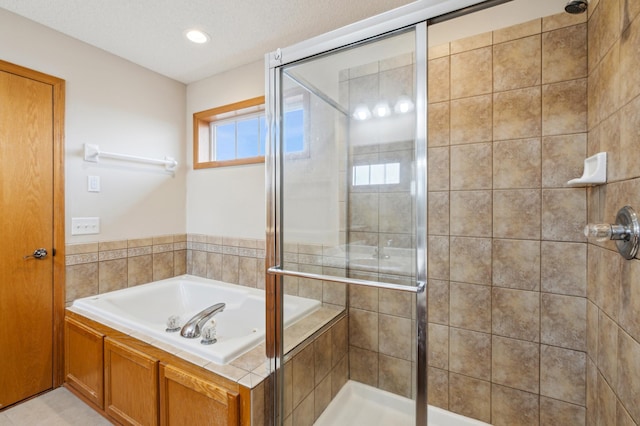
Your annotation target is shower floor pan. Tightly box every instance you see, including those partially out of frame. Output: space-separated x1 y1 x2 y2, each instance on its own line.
314 381 490 426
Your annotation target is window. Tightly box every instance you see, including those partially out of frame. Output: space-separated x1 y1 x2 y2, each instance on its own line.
193 96 265 169
193 95 308 169
352 162 401 186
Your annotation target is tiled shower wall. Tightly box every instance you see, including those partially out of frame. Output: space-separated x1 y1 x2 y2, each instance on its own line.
426 13 589 425
585 0 640 425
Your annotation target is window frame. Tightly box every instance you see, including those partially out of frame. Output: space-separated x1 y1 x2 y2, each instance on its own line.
193 96 265 169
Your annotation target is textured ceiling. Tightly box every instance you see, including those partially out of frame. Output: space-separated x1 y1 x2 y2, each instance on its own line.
0 0 416 84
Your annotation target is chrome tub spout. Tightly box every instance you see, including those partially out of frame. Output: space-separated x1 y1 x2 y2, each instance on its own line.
180 302 226 338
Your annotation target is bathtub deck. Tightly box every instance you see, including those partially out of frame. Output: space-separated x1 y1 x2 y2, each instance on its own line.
314 381 490 426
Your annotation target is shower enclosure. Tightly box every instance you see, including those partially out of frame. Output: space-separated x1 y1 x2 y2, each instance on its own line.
265 1 487 425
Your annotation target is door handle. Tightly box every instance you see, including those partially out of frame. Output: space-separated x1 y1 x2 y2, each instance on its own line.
24 248 48 260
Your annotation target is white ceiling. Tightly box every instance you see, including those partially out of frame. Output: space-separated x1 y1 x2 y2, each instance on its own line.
0 0 416 84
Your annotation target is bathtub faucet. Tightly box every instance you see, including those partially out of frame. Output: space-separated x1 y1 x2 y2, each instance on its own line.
180 302 226 339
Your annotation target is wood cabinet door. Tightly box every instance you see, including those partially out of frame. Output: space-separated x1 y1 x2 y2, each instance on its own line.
104 337 159 426
64 318 104 409
159 364 240 426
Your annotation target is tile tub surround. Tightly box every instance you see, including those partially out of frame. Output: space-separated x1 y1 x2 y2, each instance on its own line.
586 0 640 425
426 13 589 425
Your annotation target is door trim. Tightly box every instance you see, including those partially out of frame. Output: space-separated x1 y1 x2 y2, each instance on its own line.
0 59 66 387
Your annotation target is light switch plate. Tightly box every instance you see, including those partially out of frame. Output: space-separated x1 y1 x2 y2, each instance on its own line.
71 217 100 235
88 175 101 192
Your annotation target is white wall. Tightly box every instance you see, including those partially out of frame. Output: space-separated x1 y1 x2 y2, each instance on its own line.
0 8 187 243
186 60 265 239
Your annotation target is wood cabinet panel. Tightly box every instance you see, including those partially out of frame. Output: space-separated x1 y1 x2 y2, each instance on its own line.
159 364 240 426
104 337 159 426
64 317 104 409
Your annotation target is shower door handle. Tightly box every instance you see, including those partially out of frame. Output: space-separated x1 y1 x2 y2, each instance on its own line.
24 248 48 260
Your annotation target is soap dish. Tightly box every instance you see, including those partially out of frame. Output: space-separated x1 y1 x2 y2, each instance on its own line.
567 152 607 186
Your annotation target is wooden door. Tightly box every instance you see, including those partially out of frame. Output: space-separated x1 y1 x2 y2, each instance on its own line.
0 61 65 409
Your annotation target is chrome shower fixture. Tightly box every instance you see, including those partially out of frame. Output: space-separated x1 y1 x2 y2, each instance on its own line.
565 0 588 14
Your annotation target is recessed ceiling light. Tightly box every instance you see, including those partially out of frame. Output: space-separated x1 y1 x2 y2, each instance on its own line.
185 29 210 44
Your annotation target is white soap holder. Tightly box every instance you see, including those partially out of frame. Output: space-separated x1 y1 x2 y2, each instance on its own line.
567 152 607 186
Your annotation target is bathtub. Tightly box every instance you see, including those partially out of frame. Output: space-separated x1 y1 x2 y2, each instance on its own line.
71 274 320 364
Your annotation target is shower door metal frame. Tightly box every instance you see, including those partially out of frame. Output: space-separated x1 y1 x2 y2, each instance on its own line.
265 1 489 425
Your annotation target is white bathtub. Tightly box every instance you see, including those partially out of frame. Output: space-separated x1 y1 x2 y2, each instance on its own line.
71 274 320 364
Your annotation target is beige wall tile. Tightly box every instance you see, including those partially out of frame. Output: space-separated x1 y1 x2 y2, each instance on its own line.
620 258 640 342
542 133 587 188
428 191 449 235
449 373 491 423
450 47 492 99
616 400 636 426
331 354 348 399
314 374 331 421
596 370 617 426
428 236 449 280
331 317 348 368
541 242 587 296
540 345 586 405
379 314 412 361
541 293 587 351
349 346 378 387
450 237 492 285
314 331 332 386
428 57 450 103
66 242 98 255
350 285 378 312
222 254 239 284
450 144 492 190
540 397 586 426
428 101 450 147
494 19 541 44
493 34 541 92
598 310 618 387
620 96 640 180
428 323 449 370
492 336 540 393
586 359 597 426
542 24 588 84
587 301 599 362
206 252 223 281
378 354 411 398
450 191 492 237
493 87 542 140
543 10 586 31
598 41 620 122
427 147 449 191
617 329 640 423
449 328 491 380
190 250 207 277
239 256 258 287
492 239 540 290
493 189 541 239
449 282 491 333
292 391 314 426
427 280 449 325
378 288 412 319
66 263 98 303
492 288 540 342
450 32 492 54
493 138 541 189
127 254 152 286
620 17 640 105
542 188 587 242
450 95 493 144
292 344 314 409
428 43 450 60
152 251 174 281
598 0 621 60
427 367 448 409
542 79 588 136
491 384 539 426
98 259 127 294
349 308 378 351
379 193 412 234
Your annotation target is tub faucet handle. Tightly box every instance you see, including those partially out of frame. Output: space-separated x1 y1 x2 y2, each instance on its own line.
201 320 217 345
165 315 181 332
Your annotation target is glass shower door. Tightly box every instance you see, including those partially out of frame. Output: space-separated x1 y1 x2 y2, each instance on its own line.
267 23 427 426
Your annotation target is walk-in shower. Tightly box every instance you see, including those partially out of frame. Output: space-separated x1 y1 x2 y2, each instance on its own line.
265 0 584 424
